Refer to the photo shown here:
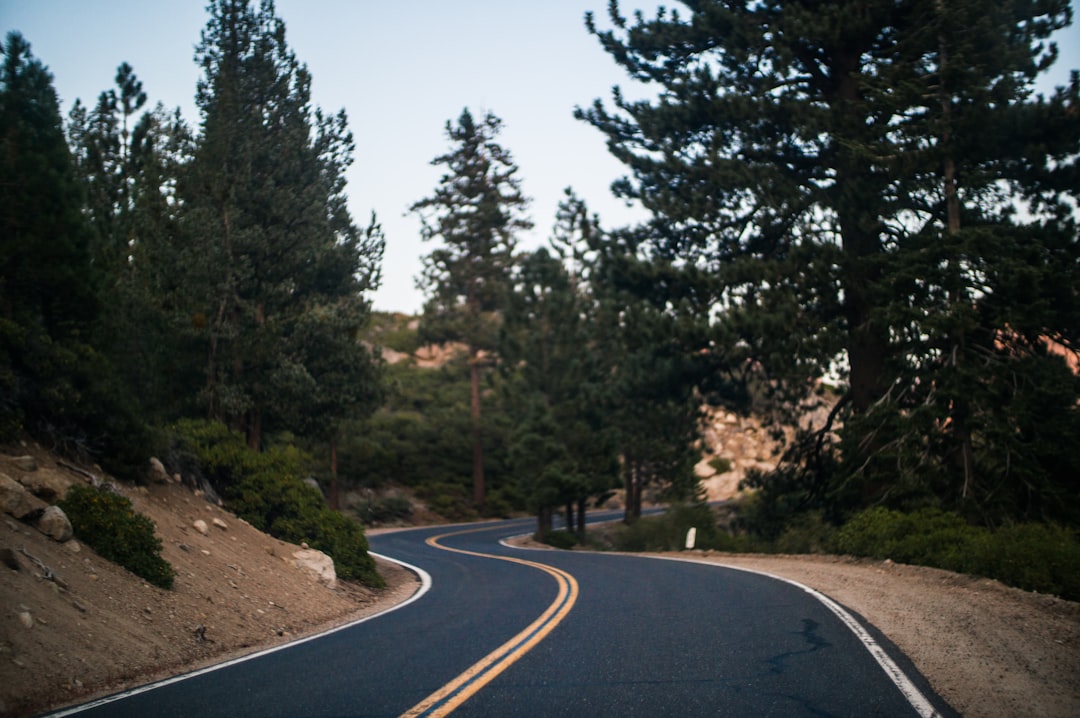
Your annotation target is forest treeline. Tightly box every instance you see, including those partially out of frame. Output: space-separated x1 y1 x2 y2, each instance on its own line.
2 1 1078 584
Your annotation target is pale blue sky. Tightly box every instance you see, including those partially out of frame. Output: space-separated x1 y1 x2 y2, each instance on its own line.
3 1 1077 314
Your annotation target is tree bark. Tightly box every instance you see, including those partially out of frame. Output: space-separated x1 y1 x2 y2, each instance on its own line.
328 437 340 510
537 505 553 539
469 342 485 510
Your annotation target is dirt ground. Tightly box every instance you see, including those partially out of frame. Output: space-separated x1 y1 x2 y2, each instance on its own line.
2 445 1078 718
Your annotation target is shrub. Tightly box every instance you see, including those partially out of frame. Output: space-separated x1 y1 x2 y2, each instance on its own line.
171 420 383 587
60 484 175 589
772 511 836 554
609 503 723 552
834 507 1080 601
708 456 733 475
352 494 414 525
540 529 578 550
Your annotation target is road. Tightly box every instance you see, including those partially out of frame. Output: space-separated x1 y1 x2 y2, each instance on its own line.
53 516 956 717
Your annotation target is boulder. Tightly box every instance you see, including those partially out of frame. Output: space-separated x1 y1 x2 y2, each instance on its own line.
212 517 228 530
292 548 336 588
193 519 209 536
147 457 170 484
11 455 37 472
15 469 71 501
36 505 73 542
0 472 47 520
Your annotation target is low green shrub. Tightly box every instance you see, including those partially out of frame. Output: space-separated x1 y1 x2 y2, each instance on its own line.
415 481 476 522
353 494 414 525
834 507 1080 601
708 456 733 475
609 503 723 552
772 511 836 554
60 484 175 589
539 529 578 549
172 420 383 587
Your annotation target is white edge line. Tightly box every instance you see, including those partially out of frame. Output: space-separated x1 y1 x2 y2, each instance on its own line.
44 553 433 717
501 537 941 718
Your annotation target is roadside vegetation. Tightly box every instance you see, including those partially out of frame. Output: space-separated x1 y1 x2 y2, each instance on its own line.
3 1 1077 598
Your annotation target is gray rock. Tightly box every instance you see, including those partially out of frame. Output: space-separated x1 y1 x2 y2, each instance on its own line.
11 455 37 472
292 548 337 588
15 470 70 501
36 505 73 542
0 472 47 519
147 457 170 484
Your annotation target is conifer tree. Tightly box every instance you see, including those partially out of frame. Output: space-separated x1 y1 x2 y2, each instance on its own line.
579 0 1079 524
412 108 532 509
183 0 383 452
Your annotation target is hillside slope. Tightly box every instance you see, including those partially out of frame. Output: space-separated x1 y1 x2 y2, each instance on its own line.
0 444 417 717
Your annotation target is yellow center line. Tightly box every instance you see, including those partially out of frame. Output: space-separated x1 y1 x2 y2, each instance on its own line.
400 527 579 717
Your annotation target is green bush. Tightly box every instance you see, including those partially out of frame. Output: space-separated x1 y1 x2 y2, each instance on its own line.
833 507 1080 601
352 494 414 525
172 420 383 587
708 456 733 475
772 511 836 554
609 503 724 552
539 529 578 550
60 484 175 589
415 481 476 522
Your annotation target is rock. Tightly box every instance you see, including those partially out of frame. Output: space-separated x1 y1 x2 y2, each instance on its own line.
193 519 209 535
147 457 170 484
302 477 322 494
36 505 73 542
17 611 33 629
0 472 48 519
1 547 20 570
292 548 336 588
14 470 70 501
11 455 37 472
212 518 228 530
65 539 81 554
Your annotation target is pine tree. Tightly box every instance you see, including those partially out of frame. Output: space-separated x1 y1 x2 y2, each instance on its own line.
501 245 618 537
411 108 532 509
579 1 1079 524
183 0 383 453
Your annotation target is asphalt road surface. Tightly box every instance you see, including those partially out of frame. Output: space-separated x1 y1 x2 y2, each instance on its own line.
52 515 957 717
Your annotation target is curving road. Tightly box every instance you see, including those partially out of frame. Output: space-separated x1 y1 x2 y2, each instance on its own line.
52 515 957 717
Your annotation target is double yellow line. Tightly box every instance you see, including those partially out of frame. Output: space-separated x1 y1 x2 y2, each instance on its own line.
401 528 579 717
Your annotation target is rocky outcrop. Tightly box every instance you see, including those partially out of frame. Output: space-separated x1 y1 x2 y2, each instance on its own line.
1 471 48 519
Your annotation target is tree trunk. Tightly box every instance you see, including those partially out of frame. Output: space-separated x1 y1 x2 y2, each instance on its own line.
565 502 573 531
469 343 485 510
246 407 261 451
537 505 553 539
576 497 587 541
328 437 339 510
937 2 975 501
624 455 642 524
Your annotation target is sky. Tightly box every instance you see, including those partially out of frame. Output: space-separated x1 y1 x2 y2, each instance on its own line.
3 1 1078 314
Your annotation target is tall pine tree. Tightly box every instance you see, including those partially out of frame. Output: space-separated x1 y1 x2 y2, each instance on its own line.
411 108 532 509
183 0 383 453
579 1 1079 525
